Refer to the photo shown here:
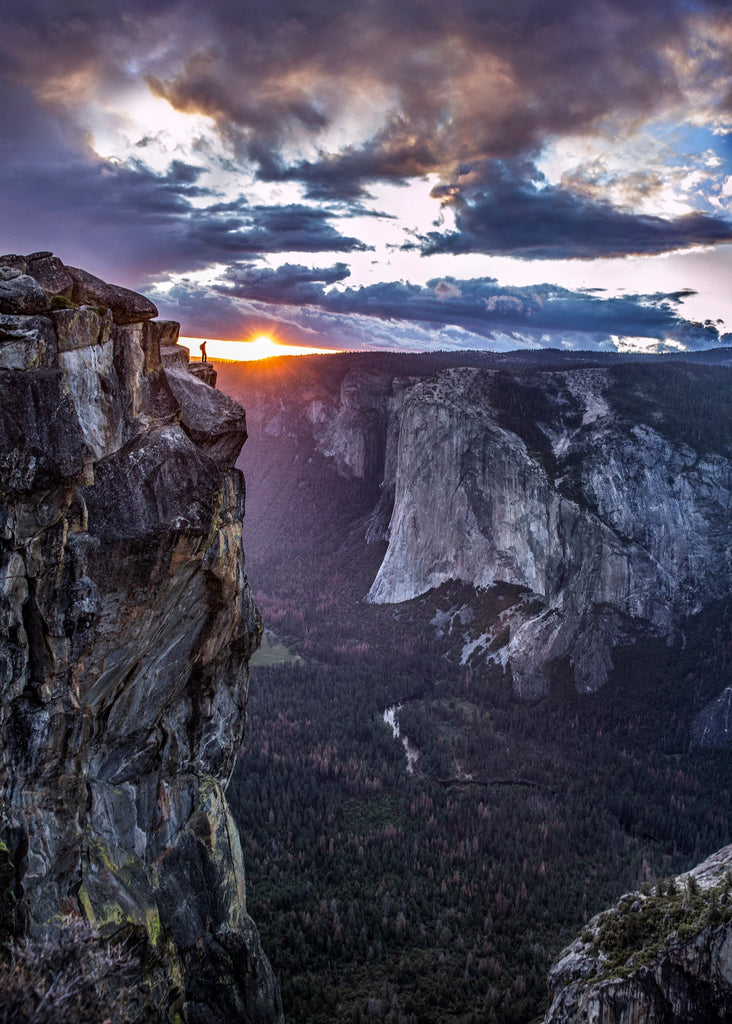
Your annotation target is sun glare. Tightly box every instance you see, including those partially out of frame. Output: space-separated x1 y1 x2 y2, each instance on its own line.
179 335 339 362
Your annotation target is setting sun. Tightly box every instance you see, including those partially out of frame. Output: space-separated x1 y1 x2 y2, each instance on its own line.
179 335 340 362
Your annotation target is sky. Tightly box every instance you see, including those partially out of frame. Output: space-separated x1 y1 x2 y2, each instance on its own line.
1 0 731 355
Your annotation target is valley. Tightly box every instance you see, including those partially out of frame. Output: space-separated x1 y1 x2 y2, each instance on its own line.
217 350 732 1023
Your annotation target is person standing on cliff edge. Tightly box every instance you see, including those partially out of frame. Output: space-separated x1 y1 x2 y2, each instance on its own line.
199 341 207 362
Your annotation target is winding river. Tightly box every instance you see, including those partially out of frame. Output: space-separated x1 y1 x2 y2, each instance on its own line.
382 705 421 774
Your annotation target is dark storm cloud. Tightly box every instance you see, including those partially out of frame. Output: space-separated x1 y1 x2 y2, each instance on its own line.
206 263 725 349
221 262 352 303
418 160 732 259
0 80 368 283
143 0 694 169
254 124 441 201
200 204 369 254
1 0 730 304
136 0 732 244
3 2 728 203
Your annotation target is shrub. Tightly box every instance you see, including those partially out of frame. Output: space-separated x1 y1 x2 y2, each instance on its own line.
0 916 142 1024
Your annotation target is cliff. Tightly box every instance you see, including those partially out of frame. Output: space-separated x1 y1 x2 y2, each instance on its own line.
542 845 732 1024
367 365 731 695
220 355 731 699
0 253 282 1022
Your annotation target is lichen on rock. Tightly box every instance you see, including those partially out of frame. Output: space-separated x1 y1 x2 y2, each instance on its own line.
0 252 282 1022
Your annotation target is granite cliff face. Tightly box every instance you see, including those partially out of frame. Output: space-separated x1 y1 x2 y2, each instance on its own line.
0 253 282 1022
239 361 397 482
543 845 732 1024
691 686 732 750
226 355 731 698
367 366 731 694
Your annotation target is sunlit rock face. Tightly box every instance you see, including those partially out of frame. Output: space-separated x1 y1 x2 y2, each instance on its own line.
367 366 731 695
542 845 732 1024
0 254 282 1023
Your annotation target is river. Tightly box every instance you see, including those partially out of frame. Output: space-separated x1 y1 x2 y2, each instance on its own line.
382 705 421 774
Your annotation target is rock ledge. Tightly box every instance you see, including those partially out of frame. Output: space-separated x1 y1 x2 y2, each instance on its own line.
543 845 732 1024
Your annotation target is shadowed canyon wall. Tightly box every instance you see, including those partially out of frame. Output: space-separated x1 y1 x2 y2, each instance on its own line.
0 252 282 1023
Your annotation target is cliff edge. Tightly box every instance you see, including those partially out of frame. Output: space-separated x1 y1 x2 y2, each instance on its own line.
0 253 283 1022
543 845 732 1024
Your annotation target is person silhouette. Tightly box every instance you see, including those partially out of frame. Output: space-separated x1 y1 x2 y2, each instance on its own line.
199 341 207 362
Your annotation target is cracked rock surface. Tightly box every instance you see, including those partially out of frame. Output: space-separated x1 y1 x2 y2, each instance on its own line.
0 252 282 1023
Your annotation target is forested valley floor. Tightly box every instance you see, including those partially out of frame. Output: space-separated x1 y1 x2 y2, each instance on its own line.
220 357 732 1024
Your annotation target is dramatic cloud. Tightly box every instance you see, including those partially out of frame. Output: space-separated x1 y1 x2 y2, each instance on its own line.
138 0 732 222
164 262 726 351
221 262 352 303
1 0 731 346
419 160 732 259
0 82 367 284
4 1 731 198
201 204 369 255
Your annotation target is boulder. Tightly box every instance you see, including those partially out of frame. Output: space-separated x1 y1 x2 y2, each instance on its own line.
0 255 28 273
165 367 248 469
26 255 74 301
161 343 191 372
188 361 218 387
0 314 57 370
51 305 113 352
147 320 180 347
66 266 158 324
0 269 49 315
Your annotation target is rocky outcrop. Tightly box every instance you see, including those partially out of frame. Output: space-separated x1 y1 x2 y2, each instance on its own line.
164 363 247 469
543 845 732 1024
0 251 159 323
0 265 49 316
0 254 282 1022
65 265 159 324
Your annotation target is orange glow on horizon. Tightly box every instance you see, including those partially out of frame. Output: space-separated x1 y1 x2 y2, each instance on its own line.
179 334 341 362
